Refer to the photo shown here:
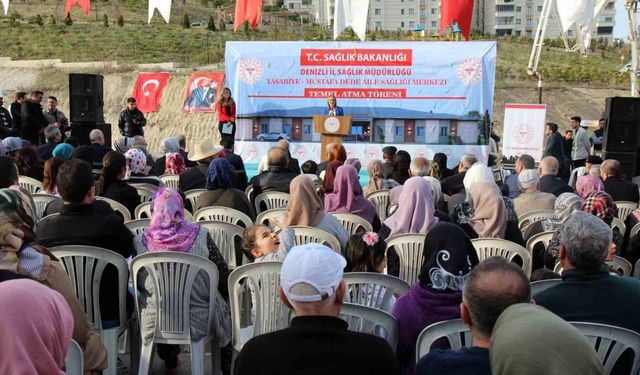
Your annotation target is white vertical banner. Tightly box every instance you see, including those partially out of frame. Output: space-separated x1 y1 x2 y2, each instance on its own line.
502 103 547 161
148 0 171 23
555 0 596 50
2 0 9 15
333 0 370 41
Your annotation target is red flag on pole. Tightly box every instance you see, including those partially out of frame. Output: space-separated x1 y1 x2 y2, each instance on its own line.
440 0 474 40
132 72 170 113
234 0 263 32
64 0 91 15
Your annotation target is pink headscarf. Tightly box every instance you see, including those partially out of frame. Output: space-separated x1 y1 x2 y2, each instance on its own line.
324 165 376 222
383 176 438 237
142 187 200 252
165 153 186 175
124 148 147 178
0 279 73 375
576 174 605 199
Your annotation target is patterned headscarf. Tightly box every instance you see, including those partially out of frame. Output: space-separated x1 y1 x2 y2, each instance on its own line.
206 158 233 190
163 137 180 154
576 175 605 199
52 143 73 161
124 148 147 177
0 188 37 271
165 153 186 175
419 222 479 291
581 191 616 226
544 193 583 229
364 159 386 196
142 187 200 252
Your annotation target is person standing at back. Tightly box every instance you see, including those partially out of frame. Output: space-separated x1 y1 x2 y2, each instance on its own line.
216 88 236 139
543 122 565 175
9 91 26 133
20 90 48 145
235 243 401 375
118 97 146 137
43 96 69 139
571 116 591 169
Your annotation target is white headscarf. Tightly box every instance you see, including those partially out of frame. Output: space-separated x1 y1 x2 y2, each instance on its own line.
463 163 495 191
423 176 443 203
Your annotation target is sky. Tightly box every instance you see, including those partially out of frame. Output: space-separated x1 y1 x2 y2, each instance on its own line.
613 0 638 39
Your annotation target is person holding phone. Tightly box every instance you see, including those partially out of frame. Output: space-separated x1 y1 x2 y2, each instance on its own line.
216 88 236 139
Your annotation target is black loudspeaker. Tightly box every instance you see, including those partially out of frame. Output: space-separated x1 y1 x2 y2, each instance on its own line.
69 74 104 124
97 123 112 148
603 97 640 153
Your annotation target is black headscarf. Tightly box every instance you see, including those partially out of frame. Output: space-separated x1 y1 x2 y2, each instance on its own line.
419 222 479 291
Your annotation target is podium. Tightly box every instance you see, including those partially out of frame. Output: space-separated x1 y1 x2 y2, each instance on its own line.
313 115 352 162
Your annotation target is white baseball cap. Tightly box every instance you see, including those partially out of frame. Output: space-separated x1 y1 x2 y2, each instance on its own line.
280 243 347 303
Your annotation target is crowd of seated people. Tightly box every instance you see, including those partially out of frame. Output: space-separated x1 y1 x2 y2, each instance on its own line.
1 119 640 375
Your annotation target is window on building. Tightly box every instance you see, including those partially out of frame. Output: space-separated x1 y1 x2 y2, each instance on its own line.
401 21 405 27
527 6 532 13
496 4 514 12
416 126 425 137
567 29 574 36
375 21 382 28
261 124 269 134
375 8 381 15
515 30 521 36
431 20 437 27
537 5 542 11
395 126 404 137
516 6 521 12
439 126 448 137
431 7 436 14
303 124 311 135
604 16 613 23
408 8 414 14
526 18 532 26
283 124 292 135
401 9 404 15
420 9 426 16
597 26 613 35
515 18 521 24
409 21 415 27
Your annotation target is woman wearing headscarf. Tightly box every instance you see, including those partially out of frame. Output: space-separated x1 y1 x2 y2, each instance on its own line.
391 150 412 185
52 142 73 161
324 165 379 229
423 176 448 213
392 222 479 375
379 177 439 276
98 151 141 218
321 144 347 195
125 148 161 186
576 174 605 199
134 187 231 370
276 175 349 251
164 152 187 175
0 279 74 375
433 152 454 180
491 304 604 375
0 188 108 372
363 159 399 196
453 181 508 239
153 137 181 176
194 158 254 220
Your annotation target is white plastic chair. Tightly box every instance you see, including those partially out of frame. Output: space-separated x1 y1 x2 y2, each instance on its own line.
254 191 289 216
31 193 61 221
95 196 132 221
570 321 640 375
525 231 555 256
228 262 289 352
634 259 640 279
330 212 374 236
198 221 245 267
568 166 586 189
134 185 155 203
134 202 152 219
289 226 341 252
366 190 390 222
343 272 410 313
194 206 253 228
471 238 532 277
255 208 288 229
18 175 43 194
631 222 640 238
416 319 471 361
385 234 428 286
518 209 554 235
608 255 633 276
387 203 399 216
50 246 128 375
339 303 398 351
64 339 84 375
612 217 627 236
159 175 180 190
185 189 207 210
244 185 253 201
614 201 638 222
124 219 151 236
530 279 562 296
130 252 221 375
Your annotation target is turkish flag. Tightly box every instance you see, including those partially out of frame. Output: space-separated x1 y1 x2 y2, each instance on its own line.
234 0 262 32
132 72 170 113
440 0 474 40
65 0 91 15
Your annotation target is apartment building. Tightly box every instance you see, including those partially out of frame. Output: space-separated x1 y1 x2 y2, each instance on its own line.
285 0 616 40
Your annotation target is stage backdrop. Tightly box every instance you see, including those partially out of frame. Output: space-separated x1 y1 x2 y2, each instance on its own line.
502 103 547 161
225 41 496 119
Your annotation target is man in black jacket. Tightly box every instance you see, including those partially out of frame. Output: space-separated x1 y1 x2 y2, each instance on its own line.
117 97 147 137
235 244 401 375
538 156 572 197
37 125 61 161
382 145 397 178
602 159 639 203
9 91 26 133
542 122 565 172
20 91 47 145
178 139 223 192
442 154 477 196
251 147 299 197
36 159 134 324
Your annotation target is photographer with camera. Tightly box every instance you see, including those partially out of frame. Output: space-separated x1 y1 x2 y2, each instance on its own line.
118 97 147 137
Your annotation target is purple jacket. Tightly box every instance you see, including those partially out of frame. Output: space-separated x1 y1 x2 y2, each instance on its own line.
391 283 462 375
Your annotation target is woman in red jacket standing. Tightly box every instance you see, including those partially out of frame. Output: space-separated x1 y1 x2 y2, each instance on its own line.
216 88 236 140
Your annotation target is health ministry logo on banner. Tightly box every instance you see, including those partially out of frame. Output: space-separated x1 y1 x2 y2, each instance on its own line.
238 58 264 84
456 58 483 85
132 72 170 113
513 123 534 145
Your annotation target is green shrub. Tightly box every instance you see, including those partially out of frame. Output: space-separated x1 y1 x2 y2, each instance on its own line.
64 13 72 26
49 14 56 25
207 15 216 31
117 15 124 27
103 14 109 27
182 13 190 28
